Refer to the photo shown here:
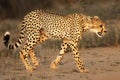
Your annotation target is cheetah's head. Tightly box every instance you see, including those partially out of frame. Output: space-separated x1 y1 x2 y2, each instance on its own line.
89 16 107 37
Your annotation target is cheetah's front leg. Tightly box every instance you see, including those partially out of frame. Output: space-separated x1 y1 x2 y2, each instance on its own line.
69 42 89 73
50 41 68 70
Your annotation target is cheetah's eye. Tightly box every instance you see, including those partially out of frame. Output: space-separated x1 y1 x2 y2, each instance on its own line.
100 24 102 28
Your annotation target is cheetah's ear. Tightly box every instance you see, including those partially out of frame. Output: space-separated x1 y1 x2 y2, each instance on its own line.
94 16 99 19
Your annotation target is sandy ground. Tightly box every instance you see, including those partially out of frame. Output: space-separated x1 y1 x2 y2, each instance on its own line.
0 47 120 80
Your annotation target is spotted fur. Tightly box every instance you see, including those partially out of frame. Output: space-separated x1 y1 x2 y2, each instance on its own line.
3 10 107 73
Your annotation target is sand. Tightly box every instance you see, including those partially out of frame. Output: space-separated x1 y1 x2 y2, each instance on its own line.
0 47 120 80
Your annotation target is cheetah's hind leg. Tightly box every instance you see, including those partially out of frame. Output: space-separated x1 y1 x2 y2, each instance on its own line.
20 49 34 72
29 29 48 68
29 49 39 68
20 33 40 71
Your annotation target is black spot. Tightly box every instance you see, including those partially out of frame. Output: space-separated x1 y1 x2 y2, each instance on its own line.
9 44 14 49
3 34 10 47
64 43 67 45
20 36 24 39
21 28 24 31
22 21 25 24
100 24 102 28
72 48 75 51
20 32 24 35
80 67 85 70
15 43 18 48
62 44 65 46
63 48 66 50
18 40 21 44
29 46 32 49
41 40 44 42
9 45 12 49
77 62 80 65
23 54 27 59
11 45 14 49
33 41 36 43
76 52 79 55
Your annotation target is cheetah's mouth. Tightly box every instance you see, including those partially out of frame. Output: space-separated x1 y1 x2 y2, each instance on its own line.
96 32 103 37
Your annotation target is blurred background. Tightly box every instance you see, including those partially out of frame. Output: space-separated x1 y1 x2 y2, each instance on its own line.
0 0 120 50
0 0 120 19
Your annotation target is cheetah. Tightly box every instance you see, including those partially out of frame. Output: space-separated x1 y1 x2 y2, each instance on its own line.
3 10 107 73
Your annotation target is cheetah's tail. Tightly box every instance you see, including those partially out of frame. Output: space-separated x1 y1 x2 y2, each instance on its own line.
3 30 25 49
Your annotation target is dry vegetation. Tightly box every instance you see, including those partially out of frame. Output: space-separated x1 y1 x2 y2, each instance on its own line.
0 0 120 20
